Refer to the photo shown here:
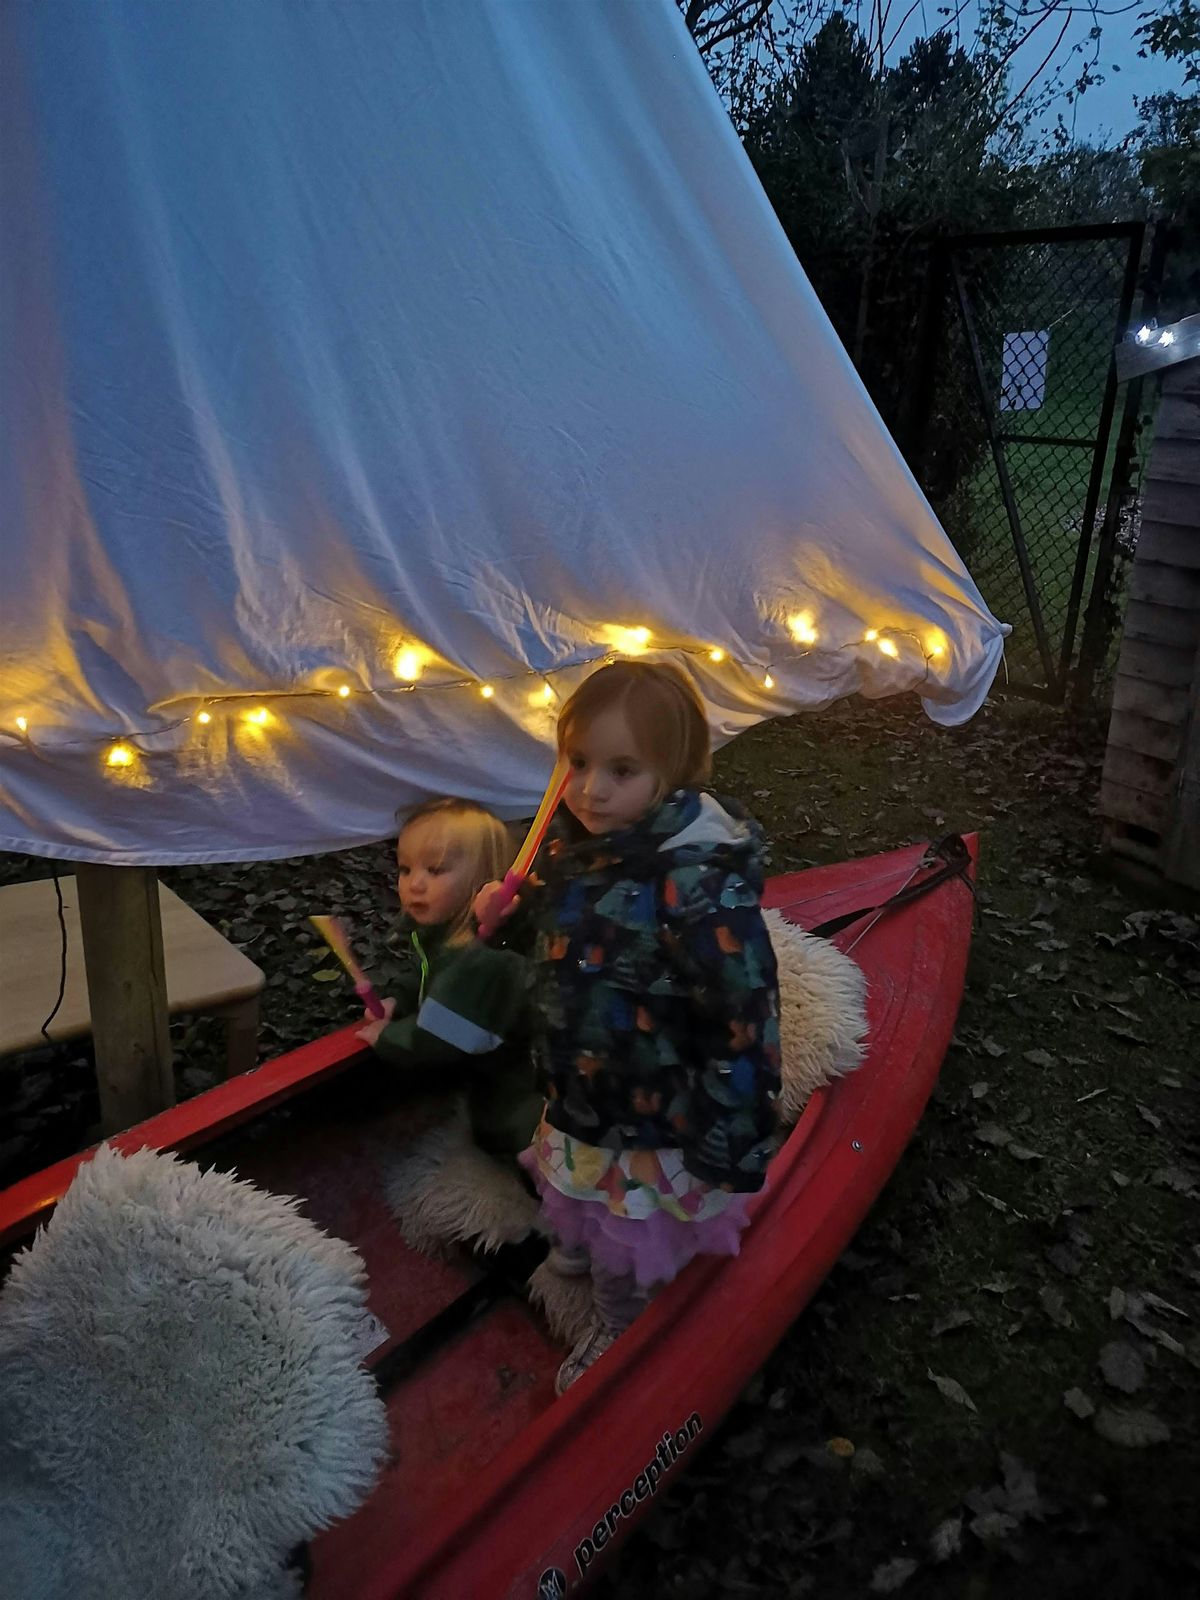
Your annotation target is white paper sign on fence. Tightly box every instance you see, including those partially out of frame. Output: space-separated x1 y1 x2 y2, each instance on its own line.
1000 330 1050 411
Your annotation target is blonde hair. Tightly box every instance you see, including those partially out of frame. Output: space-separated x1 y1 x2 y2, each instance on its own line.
397 798 513 944
557 660 711 805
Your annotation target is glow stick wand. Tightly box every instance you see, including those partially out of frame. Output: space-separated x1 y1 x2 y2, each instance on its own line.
477 756 570 940
309 914 386 1019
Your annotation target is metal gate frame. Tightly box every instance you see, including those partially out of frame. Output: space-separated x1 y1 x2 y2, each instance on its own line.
907 222 1150 703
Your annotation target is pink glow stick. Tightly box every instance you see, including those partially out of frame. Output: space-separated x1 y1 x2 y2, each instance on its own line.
309 915 386 1018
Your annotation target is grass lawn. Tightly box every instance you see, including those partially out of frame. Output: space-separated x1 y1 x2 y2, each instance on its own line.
1 691 1196 1596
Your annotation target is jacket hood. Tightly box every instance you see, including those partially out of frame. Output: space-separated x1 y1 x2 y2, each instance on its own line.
550 789 767 890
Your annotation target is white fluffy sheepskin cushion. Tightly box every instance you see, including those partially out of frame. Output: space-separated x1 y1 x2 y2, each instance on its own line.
526 1260 598 1348
0 1144 388 1600
382 1100 540 1256
765 907 869 1124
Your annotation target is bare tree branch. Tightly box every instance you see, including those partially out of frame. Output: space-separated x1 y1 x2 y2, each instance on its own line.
690 0 775 49
995 10 1074 127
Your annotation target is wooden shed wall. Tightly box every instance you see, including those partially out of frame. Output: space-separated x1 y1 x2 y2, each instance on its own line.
1099 360 1200 885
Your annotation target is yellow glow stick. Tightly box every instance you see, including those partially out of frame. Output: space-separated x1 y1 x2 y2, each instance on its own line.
478 756 570 938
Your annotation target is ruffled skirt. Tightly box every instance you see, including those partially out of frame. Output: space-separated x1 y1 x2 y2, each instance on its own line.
520 1119 756 1290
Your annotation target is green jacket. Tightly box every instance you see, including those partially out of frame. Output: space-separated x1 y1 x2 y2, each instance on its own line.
371 920 541 1159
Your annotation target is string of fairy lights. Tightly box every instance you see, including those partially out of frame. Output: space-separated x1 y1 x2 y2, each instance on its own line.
1 616 949 776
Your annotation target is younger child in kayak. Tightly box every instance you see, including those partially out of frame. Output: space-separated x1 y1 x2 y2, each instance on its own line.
476 661 781 1392
357 798 542 1162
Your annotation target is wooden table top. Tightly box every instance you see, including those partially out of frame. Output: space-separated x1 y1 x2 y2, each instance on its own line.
0 874 265 1057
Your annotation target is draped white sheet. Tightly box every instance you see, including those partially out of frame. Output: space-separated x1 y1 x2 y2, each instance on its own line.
0 0 1005 865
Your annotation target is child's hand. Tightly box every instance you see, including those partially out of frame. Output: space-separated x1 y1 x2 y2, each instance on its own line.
473 880 519 928
355 994 397 1047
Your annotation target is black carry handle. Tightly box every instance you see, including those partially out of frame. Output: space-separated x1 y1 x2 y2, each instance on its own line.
809 834 974 941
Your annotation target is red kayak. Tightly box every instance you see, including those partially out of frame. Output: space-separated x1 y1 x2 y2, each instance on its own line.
0 836 975 1597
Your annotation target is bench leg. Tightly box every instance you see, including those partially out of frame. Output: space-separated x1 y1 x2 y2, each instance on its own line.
76 864 174 1134
223 995 262 1078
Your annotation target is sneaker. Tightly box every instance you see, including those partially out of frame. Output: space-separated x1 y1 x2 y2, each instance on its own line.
546 1242 591 1277
555 1324 616 1395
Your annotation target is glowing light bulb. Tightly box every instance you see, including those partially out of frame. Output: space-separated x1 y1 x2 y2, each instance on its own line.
878 637 899 658
606 624 652 655
337 684 351 698
709 647 726 663
480 683 495 699
394 648 423 681
927 633 946 659
246 706 271 725
864 629 879 643
197 710 212 725
1159 329 1176 347
788 611 818 646
542 682 554 702
1136 325 1153 344
106 744 134 769
763 671 775 689
15 715 28 733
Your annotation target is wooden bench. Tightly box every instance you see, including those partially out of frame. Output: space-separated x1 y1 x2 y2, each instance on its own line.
0 873 265 1129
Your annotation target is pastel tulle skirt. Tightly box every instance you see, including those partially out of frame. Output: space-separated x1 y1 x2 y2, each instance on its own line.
520 1118 756 1291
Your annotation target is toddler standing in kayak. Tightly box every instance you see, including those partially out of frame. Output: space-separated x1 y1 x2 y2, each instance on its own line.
357 798 542 1162
477 661 781 1392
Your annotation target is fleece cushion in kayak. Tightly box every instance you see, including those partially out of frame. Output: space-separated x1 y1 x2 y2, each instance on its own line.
766 908 868 1124
0 1145 387 1600
383 1099 541 1258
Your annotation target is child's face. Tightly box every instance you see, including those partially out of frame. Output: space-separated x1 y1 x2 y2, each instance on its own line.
563 706 661 835
396 824 475 927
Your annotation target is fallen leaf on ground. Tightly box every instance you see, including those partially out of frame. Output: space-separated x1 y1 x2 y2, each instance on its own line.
762 1439 808 1474
1099 1341 1146 1394
1148 1327 1186 1357
1064 1387 1095 1419
1045 1244 1084 1277
870 1557 918 1593
970 1510 1020 1546
1093 1406 1170 1447
932 1308 974 1337
851 1446 886 1479
1143 1290 1189 1319
1000 1452 1043 1519
928 1370 978 1412
1007 1142 1043 1161
1151 1166 1196 1194
1136 1103 1163 1131
929 1518 963 1562
974 1122 1012 1148
1023 1048 1057 1069
1039 1286 1075 1329
1106 1025 1150 1046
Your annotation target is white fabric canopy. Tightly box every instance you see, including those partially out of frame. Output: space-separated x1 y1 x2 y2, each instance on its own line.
0 0 1005 866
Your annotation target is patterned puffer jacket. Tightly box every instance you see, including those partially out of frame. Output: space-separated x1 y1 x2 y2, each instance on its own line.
527 790 781 1193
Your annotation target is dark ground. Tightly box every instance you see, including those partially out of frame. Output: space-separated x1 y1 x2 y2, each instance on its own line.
1 693 1197 1597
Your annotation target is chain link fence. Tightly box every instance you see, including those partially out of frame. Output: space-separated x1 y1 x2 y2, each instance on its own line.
908 224 1146 699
